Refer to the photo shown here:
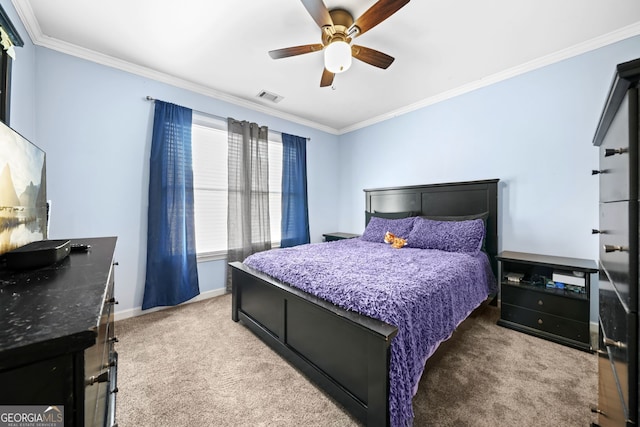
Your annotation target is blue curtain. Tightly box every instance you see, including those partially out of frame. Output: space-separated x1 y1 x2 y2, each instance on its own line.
143 100 200 310
280 133 310 248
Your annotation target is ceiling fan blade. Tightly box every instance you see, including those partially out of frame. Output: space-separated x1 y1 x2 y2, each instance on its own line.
300 0 333 29
351 45 395 69
349 0 410 37
320 69 334 87
269 44 324 59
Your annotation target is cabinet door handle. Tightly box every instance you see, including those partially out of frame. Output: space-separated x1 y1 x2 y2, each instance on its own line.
537 319 543 325
592 169 606 175
603 244 629 253
604 147 628 157
87 371 109 386
603 337 627 349
592 229 604 234
537 299 544 306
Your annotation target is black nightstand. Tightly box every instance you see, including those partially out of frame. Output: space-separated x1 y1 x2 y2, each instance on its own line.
496 251 598 352
322 232 360 242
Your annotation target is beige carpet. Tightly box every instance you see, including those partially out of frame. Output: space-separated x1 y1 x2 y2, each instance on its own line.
115 294 598 426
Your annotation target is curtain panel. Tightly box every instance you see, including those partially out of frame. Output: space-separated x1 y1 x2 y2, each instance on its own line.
226 118 271 291
143 100 200 310
280 133 310 248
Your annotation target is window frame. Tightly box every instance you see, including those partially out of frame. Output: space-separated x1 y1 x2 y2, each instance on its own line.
191 113 283 262
0 4 23 124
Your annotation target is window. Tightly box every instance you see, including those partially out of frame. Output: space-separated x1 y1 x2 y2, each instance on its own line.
191 114 282 259
0 4 24 124
0 47 11 123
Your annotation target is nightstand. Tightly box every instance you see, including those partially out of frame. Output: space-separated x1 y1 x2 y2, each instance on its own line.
322 232 360 242
496 251 598 352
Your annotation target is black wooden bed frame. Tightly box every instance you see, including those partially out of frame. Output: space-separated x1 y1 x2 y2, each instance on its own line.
230 179 499 426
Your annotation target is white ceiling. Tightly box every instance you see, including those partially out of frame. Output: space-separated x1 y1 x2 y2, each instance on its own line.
12 0 640 134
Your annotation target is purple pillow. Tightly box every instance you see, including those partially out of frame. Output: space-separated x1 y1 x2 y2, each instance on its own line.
407 217 485 254
361 216 416 243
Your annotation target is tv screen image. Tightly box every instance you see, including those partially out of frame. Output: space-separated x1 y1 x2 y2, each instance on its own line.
0 121 47 256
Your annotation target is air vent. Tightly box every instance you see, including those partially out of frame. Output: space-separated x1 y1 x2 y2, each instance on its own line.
256 90 283 103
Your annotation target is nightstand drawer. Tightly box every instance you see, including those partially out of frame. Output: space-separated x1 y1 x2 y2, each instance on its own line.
501 284 588 322
501 303 589 344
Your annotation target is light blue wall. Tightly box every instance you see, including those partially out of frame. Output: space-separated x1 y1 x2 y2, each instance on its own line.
336 36 640 262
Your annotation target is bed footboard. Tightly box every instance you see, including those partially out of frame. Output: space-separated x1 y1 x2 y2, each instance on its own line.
230 261 398 426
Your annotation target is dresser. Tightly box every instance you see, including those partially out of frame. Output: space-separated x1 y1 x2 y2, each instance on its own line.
0 237 118 427
497 251 597 352
592 58 640 427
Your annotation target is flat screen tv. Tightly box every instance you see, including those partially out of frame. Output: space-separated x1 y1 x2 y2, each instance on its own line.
0 120 47 256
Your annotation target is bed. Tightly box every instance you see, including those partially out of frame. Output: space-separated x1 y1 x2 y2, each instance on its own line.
229 179 499 426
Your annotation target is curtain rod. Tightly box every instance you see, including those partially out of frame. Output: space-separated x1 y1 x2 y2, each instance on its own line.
145 96 310 142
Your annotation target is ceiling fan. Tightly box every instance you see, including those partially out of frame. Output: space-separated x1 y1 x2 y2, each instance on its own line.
269 0 410 87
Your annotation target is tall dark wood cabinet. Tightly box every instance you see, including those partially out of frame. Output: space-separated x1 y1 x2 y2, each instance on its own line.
592 58 640 427
0 237 118 426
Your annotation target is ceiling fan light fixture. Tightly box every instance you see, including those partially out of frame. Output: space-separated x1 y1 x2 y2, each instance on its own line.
324 40 352 74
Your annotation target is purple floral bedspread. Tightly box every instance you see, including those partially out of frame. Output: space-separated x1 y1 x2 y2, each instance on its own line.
244 238 497 427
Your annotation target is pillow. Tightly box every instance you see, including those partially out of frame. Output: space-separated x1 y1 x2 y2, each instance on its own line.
365 210 415 226
361 216 416 243
407 217 485 254
421 212 489 251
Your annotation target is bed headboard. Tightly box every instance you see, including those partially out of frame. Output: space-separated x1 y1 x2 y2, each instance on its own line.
364 179 499 275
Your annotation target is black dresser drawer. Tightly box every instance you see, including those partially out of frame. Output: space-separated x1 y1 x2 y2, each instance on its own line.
84 292 111 377
501 303 589 344
501 284 588 322
598 92 634 203
85 273 116 427
599 276 637 416
597 323 628 427
599 200 637 312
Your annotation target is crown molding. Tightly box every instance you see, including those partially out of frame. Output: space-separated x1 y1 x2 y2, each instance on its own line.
10 0 38 42
41 35 340 135
338 21 640 134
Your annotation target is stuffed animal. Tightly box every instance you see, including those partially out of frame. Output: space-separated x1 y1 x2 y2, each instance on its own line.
384 231 407 249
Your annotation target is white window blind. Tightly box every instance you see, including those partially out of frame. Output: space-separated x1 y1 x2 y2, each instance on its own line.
191 113 282 258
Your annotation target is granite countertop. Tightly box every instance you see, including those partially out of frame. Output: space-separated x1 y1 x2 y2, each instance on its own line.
0 236 117 369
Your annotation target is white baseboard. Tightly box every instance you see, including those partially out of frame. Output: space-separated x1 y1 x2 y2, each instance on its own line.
114 288 227 321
